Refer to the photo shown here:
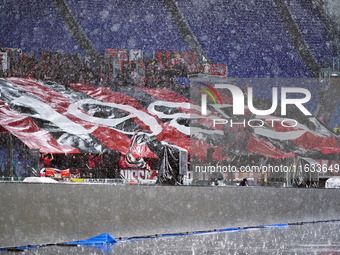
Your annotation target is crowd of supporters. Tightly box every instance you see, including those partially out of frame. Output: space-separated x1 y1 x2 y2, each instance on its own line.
0 48 191 93
41 151 122 179
0 49 112 87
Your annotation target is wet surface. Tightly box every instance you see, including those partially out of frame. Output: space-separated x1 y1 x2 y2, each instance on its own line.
2 221 340 255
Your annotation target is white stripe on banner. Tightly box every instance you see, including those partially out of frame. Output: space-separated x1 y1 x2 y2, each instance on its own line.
148 101 190 135
68 99 162 136
11 96 97 135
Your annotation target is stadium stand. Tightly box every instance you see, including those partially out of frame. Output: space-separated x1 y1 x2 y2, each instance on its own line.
64 0 188 53
286 0 338 65
1 0 187 55
0 0 339 126
1 0 338 78
0 0 79 53
176 0 312 77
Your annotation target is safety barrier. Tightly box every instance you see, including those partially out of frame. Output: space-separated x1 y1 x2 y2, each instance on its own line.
1 183 340 248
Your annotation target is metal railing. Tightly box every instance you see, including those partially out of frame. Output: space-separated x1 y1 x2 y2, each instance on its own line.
319 56 340 84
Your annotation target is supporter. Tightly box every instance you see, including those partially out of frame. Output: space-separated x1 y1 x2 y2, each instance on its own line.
334 124 339 136
86 153 102 178
52 154 67 169
130 68 142 86
239 178 249 186
73 153 88 178
41 153 54 167
67 153 81 178
119 153 127 169
100 150 120 178
115 70 128 87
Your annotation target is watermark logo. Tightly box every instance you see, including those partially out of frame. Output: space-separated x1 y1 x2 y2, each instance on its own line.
201 84 312 116
200 83 222 115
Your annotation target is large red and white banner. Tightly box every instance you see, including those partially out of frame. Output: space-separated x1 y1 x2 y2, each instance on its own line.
0 77 339 162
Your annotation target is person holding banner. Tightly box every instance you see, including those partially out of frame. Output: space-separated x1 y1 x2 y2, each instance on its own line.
41 153 54 167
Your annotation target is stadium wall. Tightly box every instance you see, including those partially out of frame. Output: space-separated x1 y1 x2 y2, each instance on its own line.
1 183 340 248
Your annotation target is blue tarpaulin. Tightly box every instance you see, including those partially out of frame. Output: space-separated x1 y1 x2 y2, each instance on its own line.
67 232 117 245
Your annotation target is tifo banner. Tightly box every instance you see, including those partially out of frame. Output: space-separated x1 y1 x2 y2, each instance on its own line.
156 50 201 73
0 77 193 155
105 49 227 76
120 169 193 184
120 169 157 182
105 49 128 61
155 50 227 76
0 77 339 167
40 168 70 178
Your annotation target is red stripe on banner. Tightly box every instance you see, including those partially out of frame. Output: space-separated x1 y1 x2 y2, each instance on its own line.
70 84 193 153
291 131 339 151
136 86 195 117
192 52 197 63
320 147 340 154
165 51 171 66
137 86 224 132
183 52 189 63
136 87 190 103
247 134 295 159
130 142 157 159
0 99 78 154
190 139 220 161
7 77 131 152
135 87 225 157
137 87 203 125
69 84 153 134
157 51 166 70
